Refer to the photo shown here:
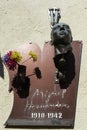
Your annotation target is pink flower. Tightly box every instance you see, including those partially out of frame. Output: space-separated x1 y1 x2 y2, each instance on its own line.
6 59 17 70
3 51 17 70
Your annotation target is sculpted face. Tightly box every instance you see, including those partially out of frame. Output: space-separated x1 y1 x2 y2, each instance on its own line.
51 23 73 53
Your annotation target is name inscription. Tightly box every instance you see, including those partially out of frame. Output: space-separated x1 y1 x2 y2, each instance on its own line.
24 88 70 119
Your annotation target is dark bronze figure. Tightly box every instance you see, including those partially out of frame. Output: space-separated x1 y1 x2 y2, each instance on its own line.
51 23 72 54
49 8 75 88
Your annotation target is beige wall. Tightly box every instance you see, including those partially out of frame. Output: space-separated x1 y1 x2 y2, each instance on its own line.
0 0 87 130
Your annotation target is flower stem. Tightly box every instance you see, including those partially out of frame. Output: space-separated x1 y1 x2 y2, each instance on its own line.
22 57 32 64
27 73 35 77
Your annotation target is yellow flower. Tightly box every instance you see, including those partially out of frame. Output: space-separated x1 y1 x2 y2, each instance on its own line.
11 51 22 62
29 51 37 61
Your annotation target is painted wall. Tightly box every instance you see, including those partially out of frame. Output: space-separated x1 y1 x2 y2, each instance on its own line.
0 0 87 130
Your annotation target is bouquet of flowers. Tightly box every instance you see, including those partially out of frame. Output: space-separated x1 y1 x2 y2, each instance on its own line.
3 51 22 70
3 50 37 71
3 50 41 98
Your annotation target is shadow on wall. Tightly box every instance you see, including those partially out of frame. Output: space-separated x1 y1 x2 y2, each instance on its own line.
0 54 4 79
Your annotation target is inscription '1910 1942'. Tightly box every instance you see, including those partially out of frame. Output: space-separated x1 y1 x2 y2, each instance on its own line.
31 112 62 119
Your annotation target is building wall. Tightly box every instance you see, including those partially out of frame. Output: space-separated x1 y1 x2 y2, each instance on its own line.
0 0 87 130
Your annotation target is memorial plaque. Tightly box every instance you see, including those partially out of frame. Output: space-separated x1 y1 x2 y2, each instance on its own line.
1 7 82 128
3 41 82 128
